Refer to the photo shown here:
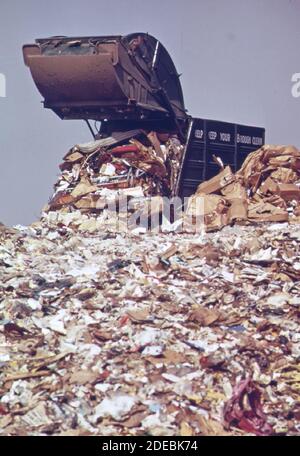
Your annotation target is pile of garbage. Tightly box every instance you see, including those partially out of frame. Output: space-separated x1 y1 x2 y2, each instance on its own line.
186 145 300 231
1 141 300 436
0 218 300 435
44 140 300 234
45 131 183 215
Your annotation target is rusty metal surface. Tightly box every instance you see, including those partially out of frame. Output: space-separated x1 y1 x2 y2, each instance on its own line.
27 54 125 103
23 33 187 127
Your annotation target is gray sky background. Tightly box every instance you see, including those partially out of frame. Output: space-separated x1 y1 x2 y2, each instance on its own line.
0 0 299 226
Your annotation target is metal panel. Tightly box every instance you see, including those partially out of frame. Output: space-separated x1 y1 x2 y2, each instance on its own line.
23 33 187 126
177 118 265 197
206 120 235 146
236 124 265 150
236 124 265 170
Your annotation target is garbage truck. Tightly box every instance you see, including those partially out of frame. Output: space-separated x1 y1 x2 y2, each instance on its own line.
23 32 265 197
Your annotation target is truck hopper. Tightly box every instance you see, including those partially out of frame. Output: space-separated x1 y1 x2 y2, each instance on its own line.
23 32 265 196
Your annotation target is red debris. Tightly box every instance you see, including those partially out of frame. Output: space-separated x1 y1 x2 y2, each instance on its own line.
223 377 274 436
0 404 8 415
110 145 140 155
119 314 130 326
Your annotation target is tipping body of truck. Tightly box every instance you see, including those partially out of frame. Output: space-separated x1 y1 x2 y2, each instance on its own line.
23 32 265 196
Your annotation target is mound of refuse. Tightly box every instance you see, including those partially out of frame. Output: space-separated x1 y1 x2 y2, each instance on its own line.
186 145 300 231
1 216 300 435
1 141 300 436
45 131 183 214
43 140 300 234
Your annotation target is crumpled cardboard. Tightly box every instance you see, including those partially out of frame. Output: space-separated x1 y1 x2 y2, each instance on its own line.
196 166 234 195
276 183 300 201
186 144 300 230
